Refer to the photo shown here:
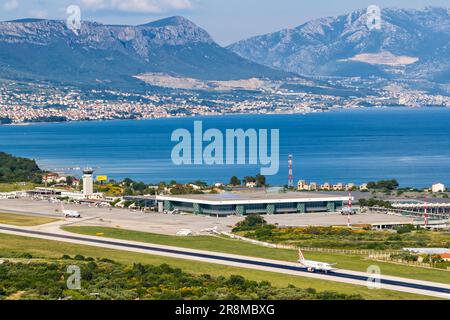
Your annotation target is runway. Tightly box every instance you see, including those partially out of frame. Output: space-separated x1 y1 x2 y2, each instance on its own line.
0 224 449 299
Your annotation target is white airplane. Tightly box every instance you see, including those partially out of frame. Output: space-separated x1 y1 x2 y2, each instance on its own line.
200 226 219 233
164 209 180 215
61 203 81 218
298 249 336 273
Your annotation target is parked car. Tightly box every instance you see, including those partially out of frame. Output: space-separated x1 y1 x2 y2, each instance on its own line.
340 208 357 215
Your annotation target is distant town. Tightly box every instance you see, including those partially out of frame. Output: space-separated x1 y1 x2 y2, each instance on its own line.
0 78 449 124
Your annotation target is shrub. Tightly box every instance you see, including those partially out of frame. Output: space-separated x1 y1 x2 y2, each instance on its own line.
0 258 363 300
233 214 276 232
395 224 415 234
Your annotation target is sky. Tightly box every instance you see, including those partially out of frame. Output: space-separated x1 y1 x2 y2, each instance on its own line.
0 0 448 45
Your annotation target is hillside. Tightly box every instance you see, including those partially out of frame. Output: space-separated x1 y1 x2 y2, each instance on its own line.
0 256 362 300
0 16 289 90
0 152 42 183
228 7 450 83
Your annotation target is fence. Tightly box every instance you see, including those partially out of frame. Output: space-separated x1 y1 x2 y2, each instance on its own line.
218 232 450 271
369 254 450 271
296 247 403 256
219 232 279 248
218 232 402 255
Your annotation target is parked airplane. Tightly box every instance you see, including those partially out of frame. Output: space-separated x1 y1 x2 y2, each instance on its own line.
298 250 336 273
200 226 219 234
164 209 180 215
61 203 81 218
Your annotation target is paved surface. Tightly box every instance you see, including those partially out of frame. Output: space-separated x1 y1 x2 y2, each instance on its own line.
0 198 242 234
0 199 414 235
0 223 449 299
264 212 414 227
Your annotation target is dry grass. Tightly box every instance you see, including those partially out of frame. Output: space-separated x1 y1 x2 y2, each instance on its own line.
0 212 59 226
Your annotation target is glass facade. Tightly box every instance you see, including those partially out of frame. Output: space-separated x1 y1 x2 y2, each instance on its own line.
201 204 236 215
306 201 328 212
274 202 298 213
245 203 267 214
163 200 343 216
171 201 195 213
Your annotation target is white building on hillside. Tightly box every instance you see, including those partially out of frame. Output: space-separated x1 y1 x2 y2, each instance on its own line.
431 183 445 193
297 180 309 191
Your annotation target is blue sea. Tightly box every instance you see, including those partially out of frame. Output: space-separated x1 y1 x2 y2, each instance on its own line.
1 107 450 187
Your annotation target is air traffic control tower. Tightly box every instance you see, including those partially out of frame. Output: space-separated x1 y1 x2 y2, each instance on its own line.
82 168 94 197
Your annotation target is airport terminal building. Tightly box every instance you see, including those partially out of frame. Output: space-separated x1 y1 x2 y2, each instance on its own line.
153 192 348 216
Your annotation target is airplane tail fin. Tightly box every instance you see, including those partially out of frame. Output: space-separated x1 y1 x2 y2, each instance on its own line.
298 249 305 261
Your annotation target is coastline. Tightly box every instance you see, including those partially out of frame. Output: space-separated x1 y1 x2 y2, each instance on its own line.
0 107 341 127
1 105 443 127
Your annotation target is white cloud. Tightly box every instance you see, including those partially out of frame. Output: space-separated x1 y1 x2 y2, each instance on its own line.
30 9 48 19
3 0 19 11
81 0 107 9
81 0 192 13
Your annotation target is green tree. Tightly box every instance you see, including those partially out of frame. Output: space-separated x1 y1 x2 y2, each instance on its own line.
395 224 415 234
244 176 256 183
229 176 241 186
192 180 208 187
66 176 74 186
133 182 147 192
0 152 43 183
255 174 266 187
122 178 133 187
232 214 275 232
367 179 399 190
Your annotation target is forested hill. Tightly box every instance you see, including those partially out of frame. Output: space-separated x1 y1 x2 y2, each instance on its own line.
0 152 43 183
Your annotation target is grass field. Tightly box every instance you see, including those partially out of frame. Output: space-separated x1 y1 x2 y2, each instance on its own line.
0 182 36 193
237 225 450 250
0 233 432 300
63 226 450 285
0 212 59 226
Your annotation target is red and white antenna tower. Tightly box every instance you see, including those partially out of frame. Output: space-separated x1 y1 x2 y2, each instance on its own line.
347 192 352 227
288 155 294 188
424 195 428 228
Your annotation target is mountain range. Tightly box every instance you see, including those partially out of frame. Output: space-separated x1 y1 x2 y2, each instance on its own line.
0 16 288 90
0 7 448 92
228 7 450 83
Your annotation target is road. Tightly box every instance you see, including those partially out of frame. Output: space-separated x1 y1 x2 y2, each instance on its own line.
0 224 449 299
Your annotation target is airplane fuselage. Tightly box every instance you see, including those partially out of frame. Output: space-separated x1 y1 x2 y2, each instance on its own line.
298 259 334 272
63 210 81 218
